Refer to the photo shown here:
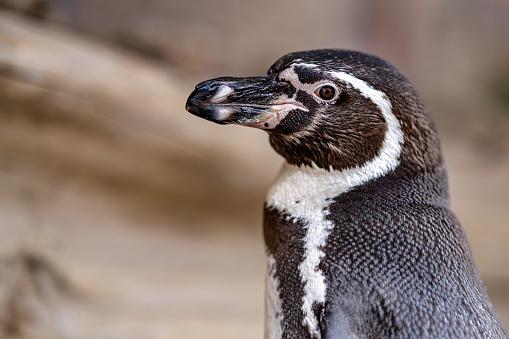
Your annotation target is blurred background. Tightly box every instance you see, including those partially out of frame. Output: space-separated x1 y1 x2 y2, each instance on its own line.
0 0 508 338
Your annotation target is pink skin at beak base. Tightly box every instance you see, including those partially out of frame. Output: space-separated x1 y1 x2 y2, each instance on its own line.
238 99 308 130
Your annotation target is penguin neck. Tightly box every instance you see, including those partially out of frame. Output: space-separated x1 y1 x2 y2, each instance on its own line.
266 157 396 217
266 157 450 216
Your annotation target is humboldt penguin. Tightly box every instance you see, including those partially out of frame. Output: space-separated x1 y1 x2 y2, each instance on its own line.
185 49 508 339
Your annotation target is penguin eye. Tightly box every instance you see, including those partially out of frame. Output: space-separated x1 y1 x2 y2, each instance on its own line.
314 85 338 102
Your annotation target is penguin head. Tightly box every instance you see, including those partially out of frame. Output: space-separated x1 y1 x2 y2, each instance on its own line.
186 49 441 175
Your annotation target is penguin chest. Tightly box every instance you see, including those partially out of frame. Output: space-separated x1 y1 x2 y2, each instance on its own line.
264 206 332 339
263 165 343 339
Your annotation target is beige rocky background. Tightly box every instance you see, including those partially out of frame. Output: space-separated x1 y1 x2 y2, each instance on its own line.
0 0 508 338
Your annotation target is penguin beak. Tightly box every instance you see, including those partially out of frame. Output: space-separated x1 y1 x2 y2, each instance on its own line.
185 75 306 129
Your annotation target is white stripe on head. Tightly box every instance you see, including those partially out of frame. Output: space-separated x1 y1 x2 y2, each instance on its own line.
266 65 404 338
278 63 322 98
328 69 404 174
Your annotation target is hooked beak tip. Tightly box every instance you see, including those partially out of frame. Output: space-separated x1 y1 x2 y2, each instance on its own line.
185 97 228 125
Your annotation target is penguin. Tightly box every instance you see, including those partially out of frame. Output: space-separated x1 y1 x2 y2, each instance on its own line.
185 49 508 339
